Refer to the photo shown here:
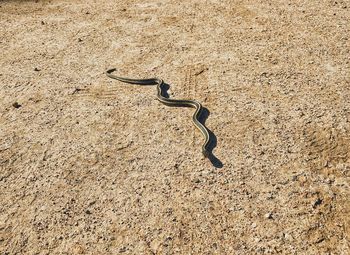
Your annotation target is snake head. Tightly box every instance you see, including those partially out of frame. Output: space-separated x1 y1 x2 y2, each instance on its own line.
106 68 117 74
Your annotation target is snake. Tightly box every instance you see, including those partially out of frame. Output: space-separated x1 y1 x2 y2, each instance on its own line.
106 68 210 158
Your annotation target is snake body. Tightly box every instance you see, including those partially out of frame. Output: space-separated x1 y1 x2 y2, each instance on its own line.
106 68 210 158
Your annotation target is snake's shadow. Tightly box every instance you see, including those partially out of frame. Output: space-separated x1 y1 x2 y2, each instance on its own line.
161 83 223 168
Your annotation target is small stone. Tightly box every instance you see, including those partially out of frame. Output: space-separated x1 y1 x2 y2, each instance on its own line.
88 200 96 206
72 87 82 95
265 212 273 219
119 246 127 253
12 102 21 108
266 193 274 200
284 233 293 241
193 178 201 183
313 198 322 208
78 38 83 42
34 67 40 71
315 237 325 244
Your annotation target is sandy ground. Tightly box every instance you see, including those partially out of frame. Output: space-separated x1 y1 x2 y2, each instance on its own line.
1 0 350 254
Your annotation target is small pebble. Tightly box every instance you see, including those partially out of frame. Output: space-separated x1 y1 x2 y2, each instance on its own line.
284 233 293 241
193 178 201 183
313 198 322 208
12 102 21 108
119 246 127 253
265 212 273 219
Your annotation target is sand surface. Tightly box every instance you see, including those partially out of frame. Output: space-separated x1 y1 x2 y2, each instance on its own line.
1 0 350 254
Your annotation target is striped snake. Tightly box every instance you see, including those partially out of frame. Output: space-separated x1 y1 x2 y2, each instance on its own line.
106 68 210 158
